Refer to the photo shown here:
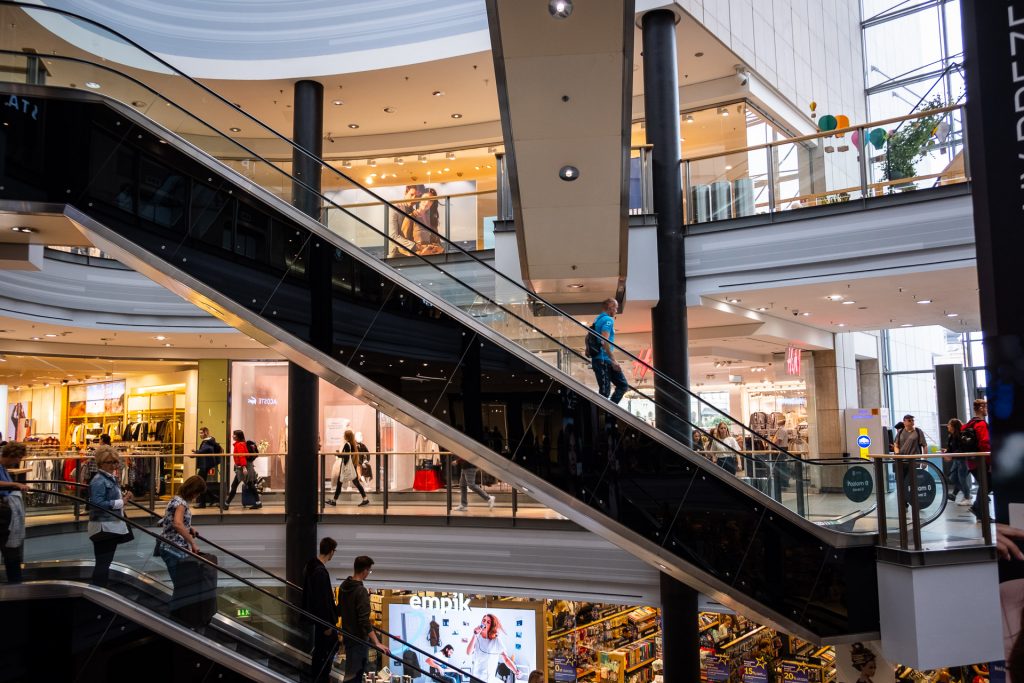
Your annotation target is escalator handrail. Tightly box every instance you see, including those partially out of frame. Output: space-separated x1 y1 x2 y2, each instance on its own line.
26 479 303 592
0 0 800 468
23 487 482 683
22 485 485 683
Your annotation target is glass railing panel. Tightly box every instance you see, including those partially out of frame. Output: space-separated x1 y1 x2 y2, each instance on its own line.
686 150 764 224
865 108 968 197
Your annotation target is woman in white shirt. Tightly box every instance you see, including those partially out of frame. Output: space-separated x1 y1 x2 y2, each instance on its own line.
711 423 741 475
467 613 519 682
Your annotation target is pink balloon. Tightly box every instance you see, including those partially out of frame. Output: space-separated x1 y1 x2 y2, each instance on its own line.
850 130 860 148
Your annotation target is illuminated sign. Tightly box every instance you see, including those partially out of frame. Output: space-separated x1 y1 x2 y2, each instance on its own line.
247 395 278 406
408 592 471 610
4 95 39 120
236 608 251 618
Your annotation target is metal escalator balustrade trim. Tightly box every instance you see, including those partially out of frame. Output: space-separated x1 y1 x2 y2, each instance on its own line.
0 5 802 476
3 92 878 641
0 581 293 683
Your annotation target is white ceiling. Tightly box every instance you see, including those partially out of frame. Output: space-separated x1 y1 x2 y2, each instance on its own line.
0 354 198 388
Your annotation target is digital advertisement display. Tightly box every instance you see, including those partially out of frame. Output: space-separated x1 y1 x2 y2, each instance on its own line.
385 595 542 683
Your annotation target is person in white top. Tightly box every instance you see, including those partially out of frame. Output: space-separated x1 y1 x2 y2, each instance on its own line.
467 613 518 682
711 422 741 475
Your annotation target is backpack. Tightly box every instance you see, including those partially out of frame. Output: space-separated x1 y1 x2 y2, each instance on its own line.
959 421 979 452
584 321 603 359
245 439 259 454
211 439 224 454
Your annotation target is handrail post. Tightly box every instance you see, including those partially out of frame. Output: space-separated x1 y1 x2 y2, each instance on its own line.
894 459 909 549
512 486 518 527
959 105 971 183
319 452 325 516
908 457 923 550
150 458 157 512
444 196 451 250
795 459 806 518
445 454 453 523
382 453 389 523
977 455 991 545
765 145 776 220
857 125 869 202
683 159 692 224
873 456 888 546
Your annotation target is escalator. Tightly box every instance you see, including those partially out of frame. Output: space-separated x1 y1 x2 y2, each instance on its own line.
11 487 468 683
0 2 914 641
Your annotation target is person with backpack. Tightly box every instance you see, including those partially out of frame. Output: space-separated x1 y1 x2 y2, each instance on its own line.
225 429 261 510
192 426 223 508
586 298 628 405
894 414 927 509
964 399 991 521
943 418 973 506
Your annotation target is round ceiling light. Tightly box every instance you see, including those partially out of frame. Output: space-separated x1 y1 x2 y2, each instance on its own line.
548 0 573 18
383 106 396 114
348 123 360 129
558 165 580 181
450 113 463 119
229 127 241 132
85 81 101 89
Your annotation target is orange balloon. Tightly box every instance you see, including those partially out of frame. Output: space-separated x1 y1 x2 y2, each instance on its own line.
835 114 850 138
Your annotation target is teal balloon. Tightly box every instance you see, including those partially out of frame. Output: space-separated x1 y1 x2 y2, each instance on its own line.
818 115 837 132
868 127 887 150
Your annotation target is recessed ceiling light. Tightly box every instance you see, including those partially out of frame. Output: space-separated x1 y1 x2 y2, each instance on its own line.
450 113 463 119
85 81 101 89
900 323 913 327
726 298 741 303
694 51 704 58
725 165 733 170
10 226 35 233
548 0 573 18
826 295 844 301
395 157 404 165
946 313 959 317
348 123 360 129
567 283 584 289
916 299 932 304
44 333 58 337
432 90 445 97
164 343 172 347
558 165 579 181
131 100 146 108
756 307 768 312
383 106 396 114
418 155 428 164
446 151 456 160
341 160 352 169
332 99 344 106
717 107 729 117
154 335 166 341
31 336 41 341
684 114 694 124
229 127 241 133
837 323 846 327
802 312 811 316
442 167 450 172
841 300 856 305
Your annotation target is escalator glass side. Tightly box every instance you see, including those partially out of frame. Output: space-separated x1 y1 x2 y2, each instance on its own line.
0 91 878 638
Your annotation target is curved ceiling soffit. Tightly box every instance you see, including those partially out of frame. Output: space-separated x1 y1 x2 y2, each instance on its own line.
31 0 491 79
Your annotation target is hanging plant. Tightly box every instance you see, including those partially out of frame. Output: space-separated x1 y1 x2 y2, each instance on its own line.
882 96 945 185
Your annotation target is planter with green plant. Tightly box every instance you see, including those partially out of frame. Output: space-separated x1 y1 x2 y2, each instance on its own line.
882 96 945 190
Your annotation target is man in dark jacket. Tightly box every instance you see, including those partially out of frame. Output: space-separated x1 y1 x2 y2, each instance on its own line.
192 427 222 508
302 537 339 683
338 555 386 682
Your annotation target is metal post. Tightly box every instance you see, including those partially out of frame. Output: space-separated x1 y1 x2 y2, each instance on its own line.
795 459 806 518
445 454 453 522
150 460 157 513
444 197 451 248
959 106 970 181
766 145 776 218
683 159 692 225
642 9 690 444
873 456 888 546
320 451 325 515
908 458 922 550
894 459 909 549
512 487 518 527
382 454 389 523
977 456 991 545
857 126 869 202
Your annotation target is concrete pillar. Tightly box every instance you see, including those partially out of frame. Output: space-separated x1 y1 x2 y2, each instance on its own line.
808 334 859 490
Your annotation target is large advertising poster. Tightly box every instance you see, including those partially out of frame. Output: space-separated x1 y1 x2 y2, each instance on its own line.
385 595 542 682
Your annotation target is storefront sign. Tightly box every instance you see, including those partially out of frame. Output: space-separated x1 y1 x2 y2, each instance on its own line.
4 95 39 120
246 395 277 406
741 657 769 683
552 656 577 682
705 654 731 682
408 592 471 610
842 466 873 503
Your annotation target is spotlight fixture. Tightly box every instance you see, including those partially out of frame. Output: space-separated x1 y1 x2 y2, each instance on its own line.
44 333 58 338
726 298 741 303
900 323 913 327
432 90 445 97
229 127 241 132
348 123 359 129
154 335 167 341
418 155 428 164
684 114 694 124
85 81 101 89
131 100 146 108
946 313 959 318
341 160 352 169
450 113 463 119
802 312 811 316
717 106 729 117
558 165 580 181
756 307 768 312
837 323 846 327
395 157 404 165
567 283 584 289
383 106 396 114
548 0 573 18
826 295 844 301
916 299 932 304
10 226 35 233
367 159 376 167
332 99 344 106
841 300 856 305
445 151 456 160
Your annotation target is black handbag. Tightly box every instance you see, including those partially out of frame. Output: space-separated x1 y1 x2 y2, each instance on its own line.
90 525 134 545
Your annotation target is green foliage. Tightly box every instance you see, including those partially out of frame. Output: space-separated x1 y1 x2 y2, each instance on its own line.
883 96 945 184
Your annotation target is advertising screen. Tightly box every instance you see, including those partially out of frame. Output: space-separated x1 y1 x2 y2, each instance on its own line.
385 595 541 683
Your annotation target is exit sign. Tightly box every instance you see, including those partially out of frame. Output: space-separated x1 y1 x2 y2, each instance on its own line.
237 608 251 618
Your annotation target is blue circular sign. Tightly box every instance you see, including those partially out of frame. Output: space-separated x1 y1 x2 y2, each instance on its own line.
856 435 872 449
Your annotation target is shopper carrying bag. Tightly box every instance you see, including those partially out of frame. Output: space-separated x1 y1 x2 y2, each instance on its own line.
87 445 134 587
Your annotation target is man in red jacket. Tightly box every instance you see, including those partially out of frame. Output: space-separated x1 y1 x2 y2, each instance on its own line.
966 399 991 521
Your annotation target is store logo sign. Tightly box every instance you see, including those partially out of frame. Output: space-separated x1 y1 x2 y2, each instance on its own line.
247 395 277 406
4 95 39 120
409 592 471 610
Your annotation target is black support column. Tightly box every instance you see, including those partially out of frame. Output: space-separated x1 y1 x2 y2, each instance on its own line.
285 79 324 603
641 10 690 442
961 1 1024 523
643 12 698 681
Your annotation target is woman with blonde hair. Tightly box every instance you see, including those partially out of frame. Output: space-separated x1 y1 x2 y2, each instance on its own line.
87 445 133 586
711 422 740 475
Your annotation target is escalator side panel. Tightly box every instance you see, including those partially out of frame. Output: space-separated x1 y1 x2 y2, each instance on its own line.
0 87 879 641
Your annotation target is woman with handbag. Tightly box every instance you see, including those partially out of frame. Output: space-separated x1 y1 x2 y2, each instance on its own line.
158 475 206 586
326 430 369 507
87 445 133 587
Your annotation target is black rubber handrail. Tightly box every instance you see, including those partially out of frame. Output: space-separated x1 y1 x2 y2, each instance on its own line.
28 479 301 592
0 0 803 470
22 486 484 683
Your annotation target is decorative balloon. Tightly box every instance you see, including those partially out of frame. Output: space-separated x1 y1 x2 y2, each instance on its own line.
818 115 837 132
809 101 817 119
850 130 860 148
834 115 850 138
868 127 887 150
